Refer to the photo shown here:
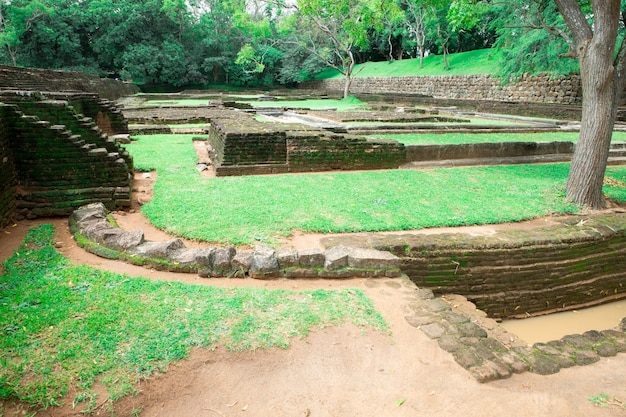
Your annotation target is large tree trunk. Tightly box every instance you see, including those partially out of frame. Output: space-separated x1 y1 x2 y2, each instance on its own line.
566 46 617 209
556 0 624 210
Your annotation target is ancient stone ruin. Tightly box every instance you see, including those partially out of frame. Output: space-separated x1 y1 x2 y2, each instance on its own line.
0 66 138 228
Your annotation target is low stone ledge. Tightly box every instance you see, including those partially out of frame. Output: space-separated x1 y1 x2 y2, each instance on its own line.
403 287 626 383
69 202 401 279
320 212 626 319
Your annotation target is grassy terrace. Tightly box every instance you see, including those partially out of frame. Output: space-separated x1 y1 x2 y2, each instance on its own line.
0 225 386 409
371 131 626 145
316 48 500 79
127 133 626 246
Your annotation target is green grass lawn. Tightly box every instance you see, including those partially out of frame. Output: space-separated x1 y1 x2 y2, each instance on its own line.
368 131 626 145
316 48 499 80
122 134 626 245
0 225 386 410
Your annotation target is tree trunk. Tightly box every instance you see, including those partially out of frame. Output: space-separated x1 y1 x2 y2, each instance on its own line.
343 75 352 99
566 43 617 209
342 50 356 98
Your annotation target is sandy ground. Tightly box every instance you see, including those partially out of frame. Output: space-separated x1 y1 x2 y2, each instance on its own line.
2 216 626 417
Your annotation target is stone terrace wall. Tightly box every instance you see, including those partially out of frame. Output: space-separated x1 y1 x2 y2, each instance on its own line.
0 65 139 100
287 131 406 172
320 214 626 320
305 73 582 105
0 105 16 228
207 111 406 176
10 99 132 169
209 117 289 167
406 141 574 163
68 96 129 136
5 104 131 219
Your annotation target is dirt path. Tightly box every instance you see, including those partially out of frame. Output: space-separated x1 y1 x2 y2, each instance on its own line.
2 217 626 417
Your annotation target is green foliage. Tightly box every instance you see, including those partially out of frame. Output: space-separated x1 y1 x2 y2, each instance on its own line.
0 224 386 410
126 134 582 245
0 0 588 87
491 1 579 80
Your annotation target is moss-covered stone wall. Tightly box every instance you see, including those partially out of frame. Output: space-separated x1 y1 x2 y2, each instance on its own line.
11 99 132 170
320 214 626 319
0 65 138 100
208 113 406 176
9 107 131 218
287 131 406 172
0 99 132 225
0 105 16 228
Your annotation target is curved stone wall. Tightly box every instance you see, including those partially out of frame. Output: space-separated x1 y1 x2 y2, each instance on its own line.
69 203 402 279
319 213 626 320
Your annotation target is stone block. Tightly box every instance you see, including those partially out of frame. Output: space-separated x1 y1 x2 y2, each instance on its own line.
324 246 350 270
297 248 325 268
346 247 400 268
250 244 280 279
129 239 186 259
232 250 254 272
277 248 298 268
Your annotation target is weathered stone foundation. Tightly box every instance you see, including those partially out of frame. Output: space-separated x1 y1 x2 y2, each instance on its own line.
320 213 626 320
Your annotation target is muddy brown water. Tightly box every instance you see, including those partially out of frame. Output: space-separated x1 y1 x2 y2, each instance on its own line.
501 299 626 344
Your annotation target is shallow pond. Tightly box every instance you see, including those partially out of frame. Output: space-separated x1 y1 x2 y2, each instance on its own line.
501 299 626 344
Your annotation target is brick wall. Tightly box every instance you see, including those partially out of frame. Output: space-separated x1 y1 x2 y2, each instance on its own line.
287 131 406 172
208 114 406 175
351 214 626 319
0 105 16 228
304 73 582 105
0 65 139 100
0 102 132 223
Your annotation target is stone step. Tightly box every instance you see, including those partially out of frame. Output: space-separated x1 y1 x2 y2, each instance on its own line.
607 156 626 165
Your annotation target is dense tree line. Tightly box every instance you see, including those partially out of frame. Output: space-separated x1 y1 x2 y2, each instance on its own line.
0 0 497 87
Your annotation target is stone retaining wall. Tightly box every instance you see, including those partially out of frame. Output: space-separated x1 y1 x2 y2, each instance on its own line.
287 131 406 172
304 73 582 105
0 105 16 228
0 65 139 100
406 141 574 162
69 203 402 279
319 213 626 320
208 112 406 175
0 104 132 222
209 117 289 167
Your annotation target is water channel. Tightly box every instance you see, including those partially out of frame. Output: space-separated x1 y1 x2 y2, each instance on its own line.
501 299 626 344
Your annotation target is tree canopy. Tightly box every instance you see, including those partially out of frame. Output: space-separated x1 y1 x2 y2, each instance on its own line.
0 0 498 86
